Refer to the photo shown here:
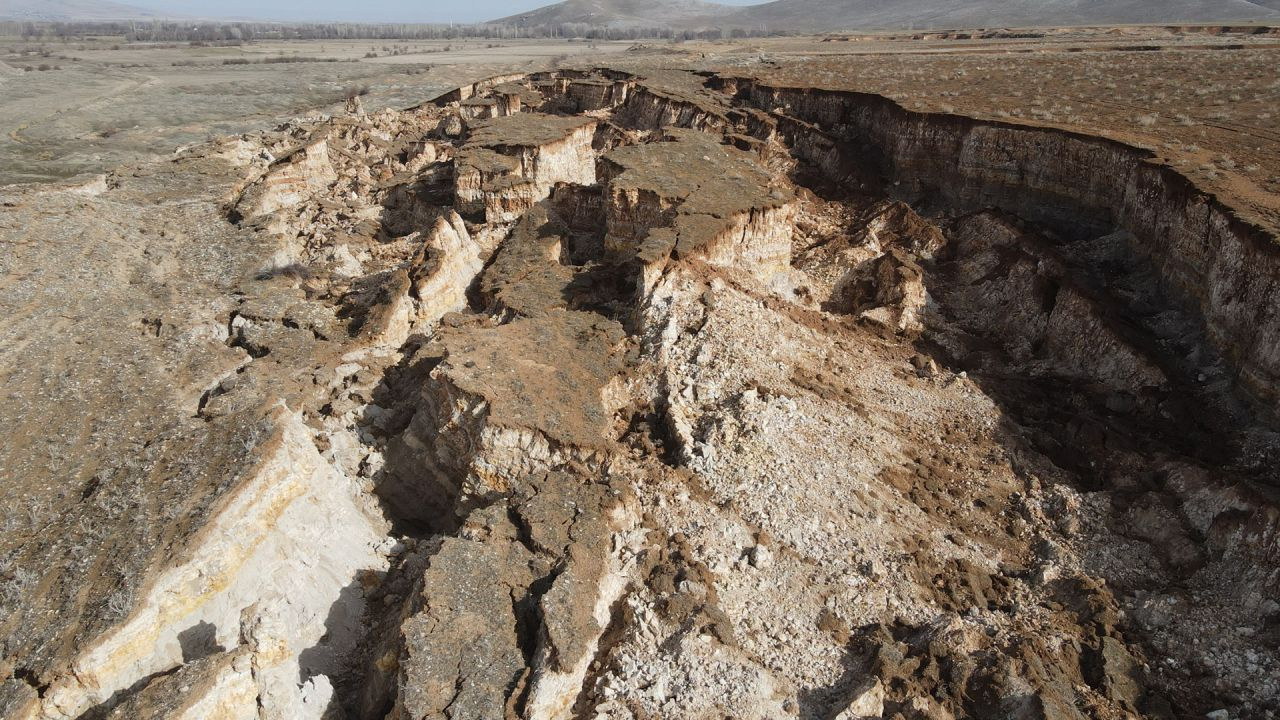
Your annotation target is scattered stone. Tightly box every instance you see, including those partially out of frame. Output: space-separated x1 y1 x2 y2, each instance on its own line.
748 543 774 570
910 353 939 378
831 677 884 719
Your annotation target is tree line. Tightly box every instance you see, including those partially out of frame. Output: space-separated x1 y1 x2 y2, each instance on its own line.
0 20 784 43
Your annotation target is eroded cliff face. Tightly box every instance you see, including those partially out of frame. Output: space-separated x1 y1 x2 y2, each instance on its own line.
724 76 1280 412
454 114 598 223
32 406 387 720
599 129 797 287
3 65 1279 720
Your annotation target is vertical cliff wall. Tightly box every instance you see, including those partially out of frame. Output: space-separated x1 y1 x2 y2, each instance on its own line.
725 77 1280 411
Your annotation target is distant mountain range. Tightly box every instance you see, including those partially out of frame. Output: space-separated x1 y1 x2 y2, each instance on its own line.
3 0 1277 28
497 0 733 27
496 0 1280 30
0 0 173 21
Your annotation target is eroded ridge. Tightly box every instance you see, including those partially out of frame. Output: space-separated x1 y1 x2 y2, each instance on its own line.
2 67 1278 720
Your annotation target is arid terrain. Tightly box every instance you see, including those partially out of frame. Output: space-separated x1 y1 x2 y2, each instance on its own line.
1 25 1279 720
0 37 637 184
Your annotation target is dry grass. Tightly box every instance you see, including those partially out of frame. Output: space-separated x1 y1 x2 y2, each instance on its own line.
751 38 1280 230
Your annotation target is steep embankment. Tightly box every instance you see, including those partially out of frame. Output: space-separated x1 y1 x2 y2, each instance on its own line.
710 74 1280 414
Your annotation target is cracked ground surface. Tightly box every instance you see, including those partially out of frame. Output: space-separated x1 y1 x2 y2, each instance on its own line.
0 37 1279 720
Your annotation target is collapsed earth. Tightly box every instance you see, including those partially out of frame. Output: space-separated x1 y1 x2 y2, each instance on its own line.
1 30 1279 720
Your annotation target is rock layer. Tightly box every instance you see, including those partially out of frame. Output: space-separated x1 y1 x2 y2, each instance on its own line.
454 114 598 223
725 75 1280 411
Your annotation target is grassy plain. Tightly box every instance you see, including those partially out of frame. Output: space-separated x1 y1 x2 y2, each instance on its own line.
0 37 637 183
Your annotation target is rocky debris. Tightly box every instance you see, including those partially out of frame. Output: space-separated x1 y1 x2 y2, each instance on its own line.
855 248 926 336
847 573 1154 720
376 196 634 532
394 504 537 719
389 473 633 720
94 649 258 720
861 201 947 259
2 66 1280 720
378 309 627 529
404 211 486 335
233 138 338 221
454 114 598 223
830 677 884 719
476 205 577 318
600 128 797 287
435 112 464 138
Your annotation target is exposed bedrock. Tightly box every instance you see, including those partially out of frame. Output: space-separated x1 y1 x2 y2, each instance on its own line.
928 211 1169 393
453 114 598 223
724 76 1280 412
533 72 633 114
457 83 545 122
344 211 487 352
401 211 485 339
612 84 729 134
376 308 627 530
30 407 388 720
385 473 637 720
426 73 532 107
599 129 797 289
325 71 1280 717
377 200 633 532
359 185 648 718
7 66 1280 720
232 138 338 222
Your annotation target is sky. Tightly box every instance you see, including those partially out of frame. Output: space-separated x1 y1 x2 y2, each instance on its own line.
129 0 765 24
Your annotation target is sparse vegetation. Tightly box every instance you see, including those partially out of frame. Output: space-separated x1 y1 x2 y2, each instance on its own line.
0 19 775 44
105 587 133 618
258 262 314 281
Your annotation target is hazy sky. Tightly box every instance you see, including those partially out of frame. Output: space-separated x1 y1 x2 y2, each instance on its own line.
131 0 765 24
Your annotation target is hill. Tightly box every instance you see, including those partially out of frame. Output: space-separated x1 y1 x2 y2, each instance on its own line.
0 0 166 21
735 0 1280 31
496 0 1280 30
496 0 735 28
